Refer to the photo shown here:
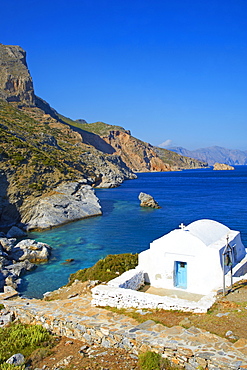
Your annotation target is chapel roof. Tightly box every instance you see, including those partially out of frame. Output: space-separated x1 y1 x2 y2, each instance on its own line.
185 219 231 247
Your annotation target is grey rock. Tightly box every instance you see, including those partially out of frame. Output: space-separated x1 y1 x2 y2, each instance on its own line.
138 192 161 209
6 353 25 365
80 153 136 189
101 339 111 348
11 239 51 263
5 260 35 276
0 237 16 252
5 275 19 289
21 182 102 230
6 226 27 238
0 311 14 327
225 330 239 340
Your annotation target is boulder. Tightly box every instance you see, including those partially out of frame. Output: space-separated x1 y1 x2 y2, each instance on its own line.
11 239 51 263
5 260 35 276
213 162 234 170
0 310 14 327
138 192 161 209
6 353 25 366
6 226 27 238
0 237 16 252
21 182 102 230
4 275 20 290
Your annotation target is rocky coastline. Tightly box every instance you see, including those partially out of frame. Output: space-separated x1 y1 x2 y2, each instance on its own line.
0 226 51 292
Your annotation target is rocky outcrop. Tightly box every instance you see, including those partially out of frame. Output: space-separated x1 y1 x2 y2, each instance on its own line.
138 192 161 209
20 181 102 231
10 239 52 263
80 153 137 188
0 234 51 290
0 44 35 105
213 162 235 170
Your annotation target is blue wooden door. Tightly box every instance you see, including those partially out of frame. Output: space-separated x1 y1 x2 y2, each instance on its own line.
175 261 187 289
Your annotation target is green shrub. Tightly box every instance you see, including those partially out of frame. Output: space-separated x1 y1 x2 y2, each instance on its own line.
138 351 181 370
68 253 138 285
0 323 54 365
138 351 162 370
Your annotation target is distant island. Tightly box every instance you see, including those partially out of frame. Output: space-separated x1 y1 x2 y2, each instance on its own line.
169 146 247 166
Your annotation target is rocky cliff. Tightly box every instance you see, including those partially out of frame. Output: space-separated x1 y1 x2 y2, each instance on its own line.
0 43 206 230
0 44 35 105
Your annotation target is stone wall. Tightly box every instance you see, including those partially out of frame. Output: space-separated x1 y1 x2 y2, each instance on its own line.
1 296 247 370
91 269 216 313
91 285 216 313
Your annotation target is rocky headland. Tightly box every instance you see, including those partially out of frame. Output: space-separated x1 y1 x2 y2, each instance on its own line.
213 162 235 170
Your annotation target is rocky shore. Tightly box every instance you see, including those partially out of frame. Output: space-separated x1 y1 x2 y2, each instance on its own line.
0 226 51 292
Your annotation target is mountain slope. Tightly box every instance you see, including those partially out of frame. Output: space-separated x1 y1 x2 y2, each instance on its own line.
170 146 247 166
66 120 207 172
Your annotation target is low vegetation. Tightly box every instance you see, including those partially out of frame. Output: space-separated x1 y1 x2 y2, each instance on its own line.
0 322 56 369
138 351 182 370
68 253 138 285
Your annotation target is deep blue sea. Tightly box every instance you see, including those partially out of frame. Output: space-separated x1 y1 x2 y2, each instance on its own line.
20 166 247 298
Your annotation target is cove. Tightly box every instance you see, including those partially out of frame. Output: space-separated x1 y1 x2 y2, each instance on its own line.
20 166 247 298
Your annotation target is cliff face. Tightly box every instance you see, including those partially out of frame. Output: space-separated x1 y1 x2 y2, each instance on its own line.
102 130 173 172
0 44 35 105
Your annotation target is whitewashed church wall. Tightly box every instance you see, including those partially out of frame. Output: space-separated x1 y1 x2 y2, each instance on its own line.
91 284 217 313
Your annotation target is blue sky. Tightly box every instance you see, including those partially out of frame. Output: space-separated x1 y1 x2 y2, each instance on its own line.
1 0 246 150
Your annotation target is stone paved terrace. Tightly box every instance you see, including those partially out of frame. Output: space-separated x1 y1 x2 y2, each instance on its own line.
1 290 247 370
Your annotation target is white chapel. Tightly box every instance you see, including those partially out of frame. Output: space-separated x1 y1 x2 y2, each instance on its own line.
138 219 247 295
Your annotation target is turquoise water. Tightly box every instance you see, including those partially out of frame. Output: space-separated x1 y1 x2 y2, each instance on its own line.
20 166 247 298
